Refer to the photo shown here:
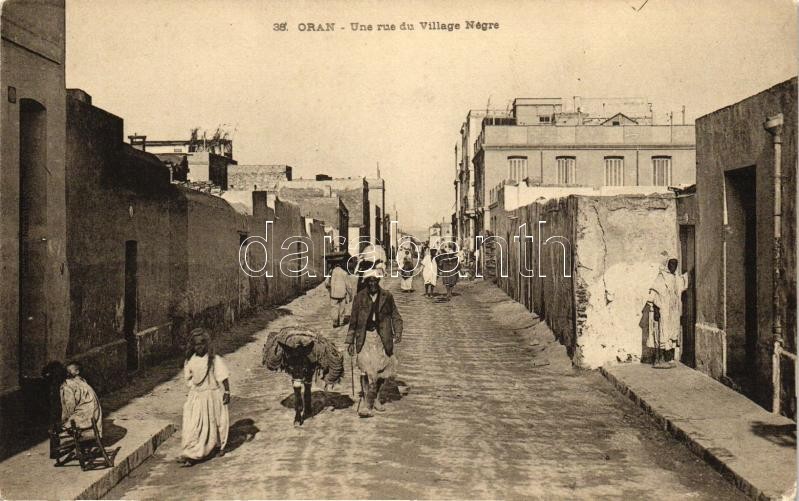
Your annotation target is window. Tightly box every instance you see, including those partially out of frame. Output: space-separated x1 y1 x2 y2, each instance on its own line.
652 156 672 186
557 157 576 185
539 116 551 123
508 156 528 182
612 120 620 126
604 157 624 186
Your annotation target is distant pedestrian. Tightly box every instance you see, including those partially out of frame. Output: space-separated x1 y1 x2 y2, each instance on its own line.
346 269 403 418
647 258 688 368
325 261 351 327
421 247 438 297
179 328 230 466
437 245 460 301
397 247 415 292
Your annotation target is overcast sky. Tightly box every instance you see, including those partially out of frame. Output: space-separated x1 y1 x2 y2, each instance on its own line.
65 0 797 232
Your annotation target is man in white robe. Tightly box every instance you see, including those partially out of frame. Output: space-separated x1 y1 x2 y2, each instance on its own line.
647 258 689 368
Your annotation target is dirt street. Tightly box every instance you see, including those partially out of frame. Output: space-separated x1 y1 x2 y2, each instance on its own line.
107 276 746 500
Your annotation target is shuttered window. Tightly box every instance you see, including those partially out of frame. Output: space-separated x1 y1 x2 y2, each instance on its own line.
508 156 528 182
556 156 576 185
652 156 672 186
604 157 624 186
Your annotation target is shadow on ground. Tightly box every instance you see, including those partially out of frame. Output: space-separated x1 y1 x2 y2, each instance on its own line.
750 421 797 448
101 419 128 447
279 390 356 420
379 379 410 403
225 418 260 454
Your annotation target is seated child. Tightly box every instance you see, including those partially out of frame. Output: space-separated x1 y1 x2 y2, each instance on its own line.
43 361 103 436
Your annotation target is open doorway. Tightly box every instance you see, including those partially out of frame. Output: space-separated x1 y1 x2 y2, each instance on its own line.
18 99 48 380
724 166 757 394
679 224 696 367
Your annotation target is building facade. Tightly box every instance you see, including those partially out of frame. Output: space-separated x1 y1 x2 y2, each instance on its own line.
278 177 369 256
1 0 70 395
693 77 797 417
365 177 385 247
129 135 238 189
472 97 696 238
278 193 349 253
456 110 501 252
227 164 292 191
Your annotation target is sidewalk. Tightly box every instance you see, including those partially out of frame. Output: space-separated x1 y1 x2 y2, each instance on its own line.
601 363 797 501
0 417 174 500
0 286 327 500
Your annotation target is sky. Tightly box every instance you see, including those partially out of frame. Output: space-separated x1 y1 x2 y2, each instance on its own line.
65 0 797 232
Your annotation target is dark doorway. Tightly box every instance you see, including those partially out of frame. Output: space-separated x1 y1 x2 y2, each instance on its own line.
724 166 757 393
19 99 48 380
124 240 138 371
679 224 696 367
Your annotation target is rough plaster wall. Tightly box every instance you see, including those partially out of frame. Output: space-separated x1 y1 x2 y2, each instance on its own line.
573 195 677 368
538 198 576 350
695 77 796 413
184 192 247 330
269 199 306 302
60 110 324 393
66 101 173 353
228 166 288 191
65 99 176 390
491 197 574 351
695 323 725 378
0 1 69 393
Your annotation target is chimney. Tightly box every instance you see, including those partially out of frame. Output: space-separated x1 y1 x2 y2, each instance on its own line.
128 133 147 151
285 165 293 181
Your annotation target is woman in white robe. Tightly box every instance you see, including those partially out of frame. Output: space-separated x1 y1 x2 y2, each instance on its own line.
397 248 415 292
179 328 231 465
421 248 438 297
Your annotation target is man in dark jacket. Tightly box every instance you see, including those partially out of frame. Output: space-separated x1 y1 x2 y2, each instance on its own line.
345 268 404 417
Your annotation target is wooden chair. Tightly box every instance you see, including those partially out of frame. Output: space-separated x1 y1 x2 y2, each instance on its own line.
51 418 115 470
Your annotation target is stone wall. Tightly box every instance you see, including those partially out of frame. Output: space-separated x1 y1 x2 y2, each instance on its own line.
63 96 324 394
492 193 677 369
228 164 291 191
65 97 178 390
695 77 797 415
0 0 69 395
572 195 677 367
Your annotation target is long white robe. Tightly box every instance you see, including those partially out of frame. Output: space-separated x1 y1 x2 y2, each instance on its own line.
182 354 230 459
422 253 437 286
647 266 689 350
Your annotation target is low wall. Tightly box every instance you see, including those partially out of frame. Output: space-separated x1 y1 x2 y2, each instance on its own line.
572 195 677 367
492 193 678 368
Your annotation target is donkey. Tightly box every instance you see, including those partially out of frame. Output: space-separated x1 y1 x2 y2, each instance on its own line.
278 340 316 426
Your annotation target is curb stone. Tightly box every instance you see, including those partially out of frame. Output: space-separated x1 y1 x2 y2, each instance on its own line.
600 366 795 501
